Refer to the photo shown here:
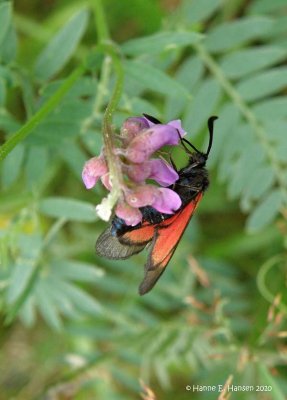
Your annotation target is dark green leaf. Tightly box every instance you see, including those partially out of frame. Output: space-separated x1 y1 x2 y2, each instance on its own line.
237 67 287 101
59 281 102 315
39 197 97 222
246 190 283 232
0 77 6 106
122 31 203 56
52 259 104 282
243 166 275 202
121 96 160 117
227 143 265 199
58 142 87 179
7 262 36 304
1 144 25 189
35 283 63 330
220 46 286 79
34 10 89 80
124 60 190 99
249 0 287 14
178 0 221 24
165 56 204 120
0 23 17 63
208 104 241 167
183 79 221 136
254 97 287 121
0 2 12 48
25 146 49 188
206 17 274 53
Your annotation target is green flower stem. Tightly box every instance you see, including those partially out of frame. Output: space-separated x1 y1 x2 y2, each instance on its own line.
90 0 125 217
92 0 110 42
194 42 287 207
99 45 125 218
81 54 112 132
0 63 86 162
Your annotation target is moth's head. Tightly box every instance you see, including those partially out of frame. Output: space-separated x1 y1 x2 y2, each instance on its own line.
188 151 208 168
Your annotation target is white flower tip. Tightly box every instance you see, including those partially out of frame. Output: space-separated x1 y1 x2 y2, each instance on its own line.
95 191 120 221
95 201 112 221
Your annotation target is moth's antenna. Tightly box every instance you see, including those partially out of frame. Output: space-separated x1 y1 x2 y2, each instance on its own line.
177 130 201 154
181 137 201 154
206 116 218 156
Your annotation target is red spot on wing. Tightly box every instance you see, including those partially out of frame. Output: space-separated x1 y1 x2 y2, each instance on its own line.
119 220 155 246
139 192 203 295
152 195 201 266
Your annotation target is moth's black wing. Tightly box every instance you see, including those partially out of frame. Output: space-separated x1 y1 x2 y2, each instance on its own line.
96 213 158 260
96 225 147 260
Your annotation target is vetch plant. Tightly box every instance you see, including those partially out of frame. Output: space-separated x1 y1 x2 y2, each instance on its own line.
0 0 287 398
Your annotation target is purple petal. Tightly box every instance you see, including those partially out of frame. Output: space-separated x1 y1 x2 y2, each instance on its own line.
82 156 108 189
100 173 112 190
125 184 181 214
148 159 179 186
121 117 150 144
115 202 142 226
125 124 182 163
151 188 182 214
125 185 157 208
125 162 152 183
167 119 186 137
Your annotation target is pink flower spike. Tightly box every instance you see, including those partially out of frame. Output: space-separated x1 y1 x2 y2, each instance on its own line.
115 202 142 226
121 117 150 144
82 156 108 189
126 124 183 163
151 188 182 214
149 159 179 187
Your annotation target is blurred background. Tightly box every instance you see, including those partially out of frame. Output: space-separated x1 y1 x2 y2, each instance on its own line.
0 0 287 399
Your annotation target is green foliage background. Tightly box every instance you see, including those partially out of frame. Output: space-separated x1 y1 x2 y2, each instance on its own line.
0 0 287 399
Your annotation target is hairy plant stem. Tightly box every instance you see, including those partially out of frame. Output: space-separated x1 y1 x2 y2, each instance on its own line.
91 0 125 218
81 55 112 132
97 45 125 219
81 1 114 132
92 0 110 42
194 42 287 206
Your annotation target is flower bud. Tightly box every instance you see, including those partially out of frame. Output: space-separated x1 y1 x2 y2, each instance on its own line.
120 117 150 145
82 155 108 189
115 201 143 226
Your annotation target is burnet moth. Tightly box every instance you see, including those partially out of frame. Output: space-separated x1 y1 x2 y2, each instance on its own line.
96 116 218 295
